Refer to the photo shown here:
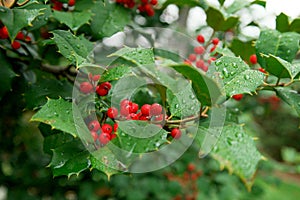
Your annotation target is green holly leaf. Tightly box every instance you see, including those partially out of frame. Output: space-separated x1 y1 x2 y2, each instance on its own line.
208 56 264 97
206 7 239 31
276 13 290 32
0 52 16 100
0 5 44 40
100 65 132 82
196 123 262 190
229 39 255 62
31 98 78 137
49 137 90 177
53 10 93 32
117 121 168 153
255 30 300 67
51 30 94 66
170 64 223 106
163 0 207 7
110 47 155 66
90 0 130 38
23 3 52 31
275 88 300 127
290 19 300 33
263 54 295 79
24 71 73 110
166 83 200 118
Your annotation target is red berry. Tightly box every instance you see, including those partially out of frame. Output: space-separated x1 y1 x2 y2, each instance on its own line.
113 123 118 132
11 41 21 50
249 54 257 64
141 0 148 4
194 46 205 55
196 59 205 68
212 38 219 45
102 124 113 134
210 45 217 53
107 107 118 119
139 115 149 121
0 26 9 39
16 32 24 40
170 128 181 139
92 74 101 81
25 36 31 43
96 86 108 96
154 114 164 121
232 94 243 101
200 65 208 72
197 34 205 43
141 104 151 116
90 131 98 141
127 113 139 120
187 163 196 171
150 103 163 116
80 82 93 94
146 7 155 16
258 67 266 74
208 57 216 64
120 99 130 107
99 132 111 145
150 0 158 5
188 54 197 62
68 0 75 6
88 120 101 132
184 59 192 66
120 104 130 116
99 82 112 90
53 1 63 10
129 103 139 113
110 133 117 140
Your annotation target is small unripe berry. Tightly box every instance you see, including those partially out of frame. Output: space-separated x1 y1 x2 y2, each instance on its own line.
150 103 163 116
232 94 243 101
194 46 205 55
88 120 101 132
249 54 257 64
212 38 219 45
102 124 113 134
107 107 118 119
197 34 205 43
99 132 111 145
80 82 93 94
170 128 181 139
11 41 21 50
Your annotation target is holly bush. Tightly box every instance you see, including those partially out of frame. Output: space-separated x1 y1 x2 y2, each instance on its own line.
1 0 300 199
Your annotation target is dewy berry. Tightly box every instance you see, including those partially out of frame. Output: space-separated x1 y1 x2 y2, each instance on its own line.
150 103 163 116
88 120 101 132
170 128 181 139
80 82 93 94
232 94 243 101
194 46 205 55
107 107 118 119
249 54 257 64
129 103 139 113
141 104 151 116
197 34 205 43
102 124 113 134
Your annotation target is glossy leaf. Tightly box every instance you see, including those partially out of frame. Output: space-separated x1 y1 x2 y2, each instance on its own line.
276 13 290 32
100 65 132 82
51 30 94 66
255 30 300 67
0 52 16 100
24 3 52 30
196 124 262 189
264 54 294 78
31 98 78 137
229 39 255 62
0 5 43 40
170 64 223 106
53 11 93 32
90 0 130 38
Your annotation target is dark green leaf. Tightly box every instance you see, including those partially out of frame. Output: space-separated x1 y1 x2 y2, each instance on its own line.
230 39 255 62
154 48 182 62
23 3 52 30
163 0 207 7
53 11 93 32
196 124 262 189
255 30 300 67
218 0 225 6
31 98 78 137
51 30 94 66
49 137 90 177
206 7 239 31
0 52 16 100
90 0 130 38
170 64 223 106
276 13 290 32
0 6 44 40
264 54 293 78
100 65 132 82
290 19 300 33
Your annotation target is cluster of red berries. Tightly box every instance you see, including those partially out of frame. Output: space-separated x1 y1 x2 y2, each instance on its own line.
51 0 76 11
79 73 112 97
88 119 118 146
184 34 219 72
116 0 158 17
0 26 31 50
165 163 202 200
